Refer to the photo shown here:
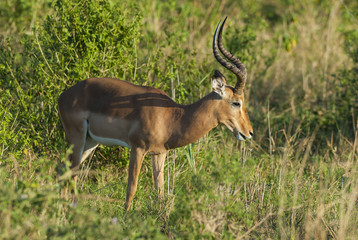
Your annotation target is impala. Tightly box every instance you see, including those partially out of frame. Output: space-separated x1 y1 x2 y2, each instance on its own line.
58 17 253 210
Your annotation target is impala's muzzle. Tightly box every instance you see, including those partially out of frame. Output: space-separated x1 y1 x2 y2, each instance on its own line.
236 131 252 141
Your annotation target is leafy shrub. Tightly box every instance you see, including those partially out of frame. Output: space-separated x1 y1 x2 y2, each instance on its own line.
1 0 142 157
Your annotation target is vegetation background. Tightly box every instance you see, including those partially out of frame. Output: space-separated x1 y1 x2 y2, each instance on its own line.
0 0 357 238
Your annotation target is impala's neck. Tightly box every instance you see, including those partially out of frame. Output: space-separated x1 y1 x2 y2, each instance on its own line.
167 92 221 149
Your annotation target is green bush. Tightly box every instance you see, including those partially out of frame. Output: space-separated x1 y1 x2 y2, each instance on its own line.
1 0 142 157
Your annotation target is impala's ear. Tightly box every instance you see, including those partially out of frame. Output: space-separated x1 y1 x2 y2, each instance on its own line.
211 70 226 97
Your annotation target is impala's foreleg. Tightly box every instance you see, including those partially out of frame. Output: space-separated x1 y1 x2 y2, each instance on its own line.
152 153 166 198
125 147 146 211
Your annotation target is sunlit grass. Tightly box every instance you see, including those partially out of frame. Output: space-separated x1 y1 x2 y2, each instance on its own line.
1 128 357 238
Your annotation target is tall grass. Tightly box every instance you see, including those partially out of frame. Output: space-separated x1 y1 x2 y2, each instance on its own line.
1 129 357 238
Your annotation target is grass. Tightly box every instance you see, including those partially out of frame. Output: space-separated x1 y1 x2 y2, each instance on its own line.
0 0 358 239
1 129 357 238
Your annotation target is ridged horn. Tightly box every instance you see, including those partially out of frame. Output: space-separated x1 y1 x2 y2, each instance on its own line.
213 17 247 93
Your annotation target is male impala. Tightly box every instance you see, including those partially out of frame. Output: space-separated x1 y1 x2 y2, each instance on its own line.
58 17 253 210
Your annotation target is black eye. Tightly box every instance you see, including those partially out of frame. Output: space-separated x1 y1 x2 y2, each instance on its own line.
232 102 241 107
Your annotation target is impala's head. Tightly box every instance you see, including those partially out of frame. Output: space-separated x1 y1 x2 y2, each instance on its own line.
212 17 253 141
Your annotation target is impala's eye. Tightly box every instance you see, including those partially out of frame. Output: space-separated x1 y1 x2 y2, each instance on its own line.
232 102 241 107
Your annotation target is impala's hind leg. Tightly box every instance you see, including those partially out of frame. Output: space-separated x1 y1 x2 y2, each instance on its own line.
59 112 88 182
58 114 87 199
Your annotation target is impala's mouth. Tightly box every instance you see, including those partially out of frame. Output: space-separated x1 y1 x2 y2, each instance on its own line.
236 132 246 141
224 123 251 141
235 130 252 141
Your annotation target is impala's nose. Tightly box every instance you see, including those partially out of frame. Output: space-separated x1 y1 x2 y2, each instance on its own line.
246 131 253 139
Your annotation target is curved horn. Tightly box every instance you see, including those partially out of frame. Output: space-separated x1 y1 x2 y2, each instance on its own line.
213 17 247 93
213 21 242 83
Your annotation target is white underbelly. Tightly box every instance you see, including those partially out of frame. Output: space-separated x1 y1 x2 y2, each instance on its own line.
88 129 131 148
